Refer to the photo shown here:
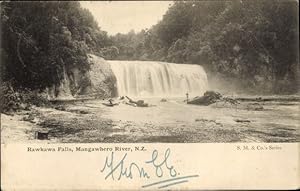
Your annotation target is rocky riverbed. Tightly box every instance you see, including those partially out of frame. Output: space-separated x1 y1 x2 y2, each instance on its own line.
1 95 299 143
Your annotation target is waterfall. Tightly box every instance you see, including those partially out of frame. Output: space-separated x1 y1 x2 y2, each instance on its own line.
108 60 208 97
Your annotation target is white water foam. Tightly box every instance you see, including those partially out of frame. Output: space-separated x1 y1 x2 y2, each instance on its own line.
108 60 208 98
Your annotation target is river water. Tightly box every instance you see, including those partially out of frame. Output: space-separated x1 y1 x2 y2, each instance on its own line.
2 58 299 143
29 96 299 143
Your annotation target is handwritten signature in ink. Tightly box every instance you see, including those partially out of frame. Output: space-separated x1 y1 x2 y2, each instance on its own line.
100 148 199 189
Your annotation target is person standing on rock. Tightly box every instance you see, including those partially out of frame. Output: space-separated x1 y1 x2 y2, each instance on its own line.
186 92 189 103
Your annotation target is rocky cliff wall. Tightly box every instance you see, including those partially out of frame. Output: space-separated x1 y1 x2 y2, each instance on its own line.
44 54 117 100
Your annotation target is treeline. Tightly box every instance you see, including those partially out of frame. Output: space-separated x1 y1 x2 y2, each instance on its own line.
1 1 112 90
1 1 299 95
111 1 299 94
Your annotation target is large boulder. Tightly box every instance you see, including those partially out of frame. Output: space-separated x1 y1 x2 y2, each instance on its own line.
188 91 222 106
86 54 118 98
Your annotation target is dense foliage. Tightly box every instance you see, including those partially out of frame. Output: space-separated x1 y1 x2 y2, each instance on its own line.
111 1 299 94
1 1 299 96
1 1 111 90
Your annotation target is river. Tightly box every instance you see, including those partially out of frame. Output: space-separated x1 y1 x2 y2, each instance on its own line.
1 58 299 143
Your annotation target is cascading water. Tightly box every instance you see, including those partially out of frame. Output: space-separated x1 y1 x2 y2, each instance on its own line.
108 60 208 98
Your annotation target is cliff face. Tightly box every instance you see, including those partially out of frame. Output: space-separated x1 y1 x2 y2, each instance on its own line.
44 54 117 100
84 54 118 98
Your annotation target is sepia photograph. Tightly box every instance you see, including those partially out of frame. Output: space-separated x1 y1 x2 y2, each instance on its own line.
1 1 299 144
1 1 299 190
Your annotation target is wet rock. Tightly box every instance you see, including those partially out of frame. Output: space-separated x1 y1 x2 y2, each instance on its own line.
136 100 148 107
54 105 66 111
79 110 89 114
125 96 149 107
195 118 216 123
235 119 251 123
246 103 264 111
35 130 49 140
188 91 222 106
254 106 264 111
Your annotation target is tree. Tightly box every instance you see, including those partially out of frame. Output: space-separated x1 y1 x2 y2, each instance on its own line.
109 0 298 94
1 1 111 91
